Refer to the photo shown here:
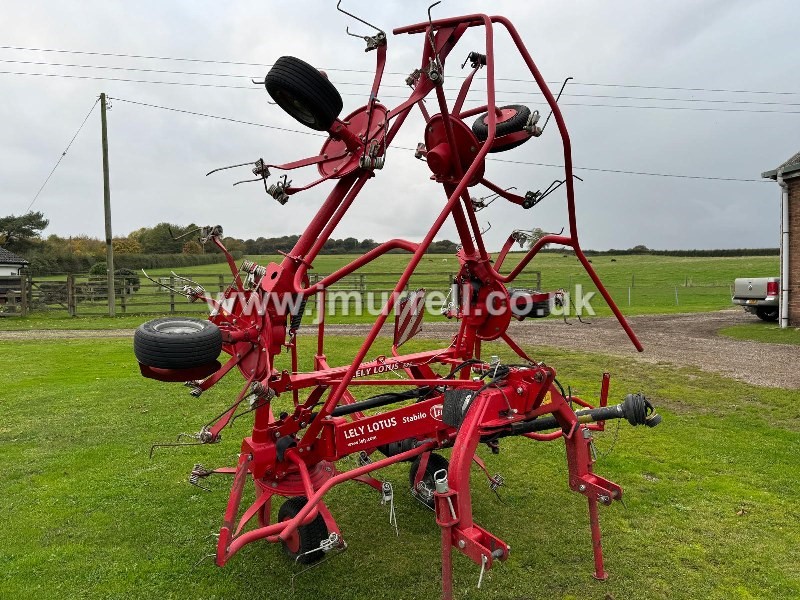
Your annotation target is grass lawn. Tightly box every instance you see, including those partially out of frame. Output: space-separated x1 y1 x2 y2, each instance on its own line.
719 322 800 345
1 335 798 599
0 313 154 331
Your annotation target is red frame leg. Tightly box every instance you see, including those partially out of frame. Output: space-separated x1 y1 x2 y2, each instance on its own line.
588 495 609 581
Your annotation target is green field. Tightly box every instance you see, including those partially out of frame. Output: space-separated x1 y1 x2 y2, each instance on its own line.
1 335 798 599
7 253 780 324
720 322 800 345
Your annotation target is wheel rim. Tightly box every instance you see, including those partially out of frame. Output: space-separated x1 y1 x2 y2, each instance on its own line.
274 90 316 126
152 320 204 335
483 107 519 125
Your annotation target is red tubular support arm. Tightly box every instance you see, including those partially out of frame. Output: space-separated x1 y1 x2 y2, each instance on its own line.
296 238 419 297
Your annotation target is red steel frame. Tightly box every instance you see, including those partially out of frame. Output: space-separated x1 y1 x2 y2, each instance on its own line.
143 12 648 599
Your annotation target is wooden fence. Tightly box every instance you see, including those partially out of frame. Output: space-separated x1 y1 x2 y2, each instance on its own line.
0 270 546 317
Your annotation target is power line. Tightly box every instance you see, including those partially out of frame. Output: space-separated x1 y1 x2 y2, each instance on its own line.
110 97 324 136
27 97 100 212
3 58 800 108
4 70 800 115
0 44 272 68
0 57 257 79
0 69 255 89
486 156 767 183
2 44 799 96
109 95 769 183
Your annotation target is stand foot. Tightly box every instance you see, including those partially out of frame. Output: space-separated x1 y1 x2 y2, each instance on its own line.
588 496 608 581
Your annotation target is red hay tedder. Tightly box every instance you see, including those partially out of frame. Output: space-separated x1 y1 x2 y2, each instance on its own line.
134 5 661 598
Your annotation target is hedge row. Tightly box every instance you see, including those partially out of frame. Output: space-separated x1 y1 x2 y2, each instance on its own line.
535 247 779 257
27 252 242 275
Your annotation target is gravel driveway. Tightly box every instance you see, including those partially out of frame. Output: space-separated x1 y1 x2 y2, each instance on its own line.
2 310 795 388
327 310 799 389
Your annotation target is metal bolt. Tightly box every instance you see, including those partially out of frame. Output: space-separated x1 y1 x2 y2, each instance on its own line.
516 387 524 395
579 484 586 492
599 494 610 504
458 540 466 549
274 432 280 439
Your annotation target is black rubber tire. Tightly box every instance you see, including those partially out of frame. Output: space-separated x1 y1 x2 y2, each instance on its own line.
408 453 449 509
756 306 779 322
442 388 477 429
471 104 532 153
277 496 329 564
133 317 222 369
377 438 417 461
265 56 343 131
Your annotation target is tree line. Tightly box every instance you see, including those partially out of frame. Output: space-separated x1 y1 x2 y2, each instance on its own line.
0 211 778 275
0 212 460 274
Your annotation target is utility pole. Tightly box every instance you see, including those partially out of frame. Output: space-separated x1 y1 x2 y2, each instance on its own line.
100 92 115 316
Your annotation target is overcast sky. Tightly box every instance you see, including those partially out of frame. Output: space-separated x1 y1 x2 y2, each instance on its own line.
2 0 799 251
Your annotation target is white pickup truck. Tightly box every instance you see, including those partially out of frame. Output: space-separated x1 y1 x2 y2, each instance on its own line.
732 277 780 321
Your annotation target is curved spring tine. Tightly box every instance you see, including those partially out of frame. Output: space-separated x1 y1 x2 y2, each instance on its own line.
541 76 574 133
170 272 202 288
427 1 442 24
206 161 257 177
141 269 187 297
168 225 203 241
250 80 277 104
232 176 266 187
426 1 443 58
345 26 366 39
149 441 205 459
539 174 584 202
336 0 385 36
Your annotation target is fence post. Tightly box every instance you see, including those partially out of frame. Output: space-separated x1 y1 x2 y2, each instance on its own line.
360 274 365 292
20 274 29 316
67 274 76 317
628 287 631 306
675 286 679 306
218 274 225 293
169 275 176 314
120 277 127 314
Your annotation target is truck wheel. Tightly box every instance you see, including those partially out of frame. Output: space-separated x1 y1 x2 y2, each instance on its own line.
756 307 779 322
133 317 222 369
265 56 343 131
277 496 329 564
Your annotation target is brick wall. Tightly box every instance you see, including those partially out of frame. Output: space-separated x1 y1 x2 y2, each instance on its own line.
788 177 800 326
